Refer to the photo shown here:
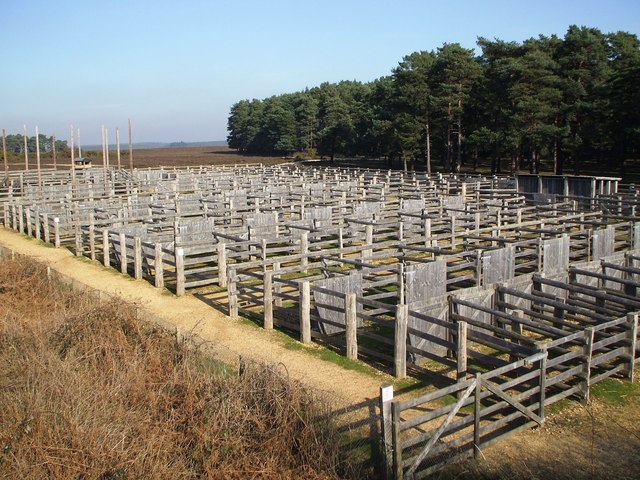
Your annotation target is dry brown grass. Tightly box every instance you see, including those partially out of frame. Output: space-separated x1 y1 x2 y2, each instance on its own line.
0 257 356 479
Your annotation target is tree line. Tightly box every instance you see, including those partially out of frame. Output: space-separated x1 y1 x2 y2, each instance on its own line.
3 133 68 155
227 25 640 175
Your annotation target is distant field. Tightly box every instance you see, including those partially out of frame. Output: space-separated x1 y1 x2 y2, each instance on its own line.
4 146 291 171
6 145 638 183
123 145 291 168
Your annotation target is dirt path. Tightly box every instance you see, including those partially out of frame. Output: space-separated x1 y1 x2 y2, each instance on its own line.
0 228 389 414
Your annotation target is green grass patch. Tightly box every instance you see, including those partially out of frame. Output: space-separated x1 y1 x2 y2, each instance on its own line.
37 239 55 248
273 331 386 380
194 354 235 378
545 397 573 416
591 377 640 405
236 315 263 329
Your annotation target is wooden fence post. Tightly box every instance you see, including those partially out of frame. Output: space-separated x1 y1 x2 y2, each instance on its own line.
53 217 60 247
11 204 18 231
154 243 164 289
510 309 524 362
263 271 274 330
300 280 311 343
398 262 405 305
34 209 41 241
582 327 595 403
75 214 83 257
273 261 282 307
345 292 358 359
364 224 373 260
2 203 8 228
626 313 638 380
624 255 637 297
395 304 408 378
539 347 548 421
134 237 142 280
379 384 394 480
474 372 482 458
392 402 403 480
119 232 127 274
228 268 238 317
88 213 95 261
26 207 32 237
261 238 267 267
300 231 309 272
450 214 456 247
217 241 227 287
175 247 185 296
42 213 49 243
18 204 24 234
424 216 432 247
103 229 110 267
457 321 468 383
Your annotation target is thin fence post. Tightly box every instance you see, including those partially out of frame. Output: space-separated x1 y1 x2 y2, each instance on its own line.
300 231 309 272
300 280 311 343
457 321 468 383
424 216 431 247
119 232 127 274
379 384 394 480
345 292 358 359
510 309 524 362
392 403 403 480
88 213 95 261
395 304 408 378
75 212 83 256
217 241 227 287
539 348 548 421
18 203 24 234
364 224 374 260
582 327 595 403
134 237 142 280
2 203 7 229
26 206 32 237
175 247 185 296
626 313 638 380
54 217 60 247
11 204 17 231
263 271 274 330
102 229 110 267
42 213 50 244
273 261 282 307
34 209 41 241
154 243 164 289
450 214 456 247
474 372 482 458
227 268 238 317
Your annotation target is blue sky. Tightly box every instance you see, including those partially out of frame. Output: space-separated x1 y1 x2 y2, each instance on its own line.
3 0 639 145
